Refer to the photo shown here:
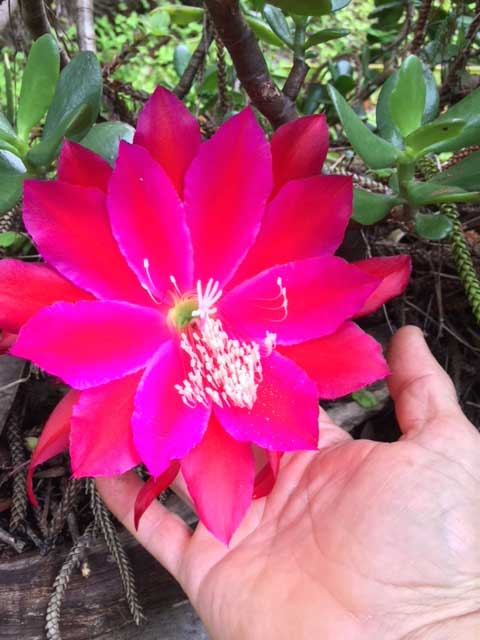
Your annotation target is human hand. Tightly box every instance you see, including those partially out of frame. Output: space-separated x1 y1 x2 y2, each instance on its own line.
97 326 480 640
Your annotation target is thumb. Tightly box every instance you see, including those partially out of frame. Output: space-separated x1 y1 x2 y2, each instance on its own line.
387 326 465 440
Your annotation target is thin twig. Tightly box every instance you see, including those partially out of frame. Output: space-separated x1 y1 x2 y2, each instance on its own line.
213 23 229 118
174 20 213 100
440 3 480 102
410 0 433 54
0 524 26 552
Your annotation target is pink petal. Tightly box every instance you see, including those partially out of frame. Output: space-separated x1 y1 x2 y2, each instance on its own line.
279 321 390 399
133 339 211 476
134 86 201 194
134 461 180 529
12 300 168 389
271 114 328 195
0 259 92 333
57 140 112 192
215 351 319 451
27 390 80 508
70 372 142 477
219 256 380 345
354 255 411 316
231 175 352 285
181 414 255 544
253 450 282 499
23 180 149 305
184 107 273 287
108 142 193 296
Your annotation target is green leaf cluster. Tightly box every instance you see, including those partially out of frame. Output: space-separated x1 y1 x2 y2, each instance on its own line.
329 54 480 239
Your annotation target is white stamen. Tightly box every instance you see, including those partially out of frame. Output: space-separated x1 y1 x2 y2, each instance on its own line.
250 277 289 322
175 317 263 410
276 277 288 321
142 258 164 304
264 331 277 355
169 275 182 296
191 279 223 321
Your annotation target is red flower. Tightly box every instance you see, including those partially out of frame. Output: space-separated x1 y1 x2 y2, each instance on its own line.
0 88 410 542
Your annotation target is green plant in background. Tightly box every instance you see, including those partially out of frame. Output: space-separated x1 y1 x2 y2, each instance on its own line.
0 35 133 218
329 54 480 238
329 52 480 323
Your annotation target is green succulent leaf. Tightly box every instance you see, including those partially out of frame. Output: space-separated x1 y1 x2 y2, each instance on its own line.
0 230 24 248
389 55 426 138
352 188 400 225
80 122 134 166
328 84 399 169
145 9 171 35
428 151 480 192
246 15 284 46
27 51 102 169
405 118 466 157
0 112 18 146
377 63 438 147
149 5 201 26
433 88 480 153
0 138 21 155
305 28 349 49
269 0 351 16
173 44 191 77
16 34 60 142
263 5 293 47
407 181 480 206
148 5 283 46
414 212 453 240
352 389 378 409
0 150 26 214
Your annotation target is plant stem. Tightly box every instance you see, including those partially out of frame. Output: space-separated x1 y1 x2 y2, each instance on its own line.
283 19 308 102
3 52 14 126
204 0 298 128
397 157 416 215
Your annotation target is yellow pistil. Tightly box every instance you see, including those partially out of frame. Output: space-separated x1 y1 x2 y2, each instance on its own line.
167 298 198 330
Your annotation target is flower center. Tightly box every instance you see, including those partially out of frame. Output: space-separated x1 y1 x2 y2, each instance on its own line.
141 261 282 411
168 299 197 330
172 278 277 411
175 316 263 410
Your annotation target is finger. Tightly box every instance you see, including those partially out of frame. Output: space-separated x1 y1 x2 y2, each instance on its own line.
318 406 352 449
387 326 465 438
96 472 192 579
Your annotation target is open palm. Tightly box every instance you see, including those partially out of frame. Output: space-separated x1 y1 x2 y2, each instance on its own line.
98 327 480 640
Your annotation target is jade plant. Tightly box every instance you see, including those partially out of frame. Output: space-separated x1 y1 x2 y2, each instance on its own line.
329 54 480 241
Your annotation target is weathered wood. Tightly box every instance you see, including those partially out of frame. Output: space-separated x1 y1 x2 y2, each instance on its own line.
1 492 207 639
0 530 208 639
